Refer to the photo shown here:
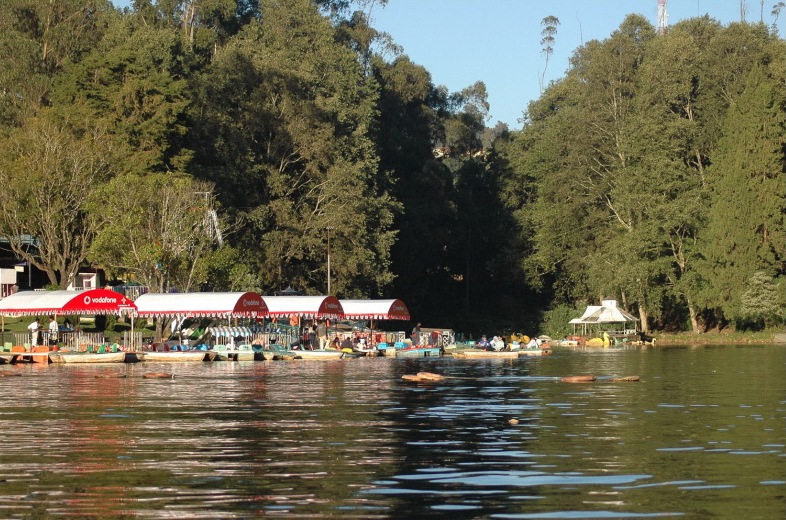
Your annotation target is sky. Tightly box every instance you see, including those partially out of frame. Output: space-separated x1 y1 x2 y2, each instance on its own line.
366 0 785 128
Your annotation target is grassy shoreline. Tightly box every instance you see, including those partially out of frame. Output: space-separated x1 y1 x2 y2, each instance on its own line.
652 330 785 345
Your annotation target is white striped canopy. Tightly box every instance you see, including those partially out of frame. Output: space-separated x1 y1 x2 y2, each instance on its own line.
134 292 268 318
0 289 137 316
340 299 410 320
263 295 344 320
207 326 261 337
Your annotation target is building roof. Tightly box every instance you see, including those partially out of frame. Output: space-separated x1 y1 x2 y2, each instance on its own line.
569 299 639 324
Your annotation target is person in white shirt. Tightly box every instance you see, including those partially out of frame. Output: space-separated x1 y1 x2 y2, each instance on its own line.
48 317 59 345
28 319 39 346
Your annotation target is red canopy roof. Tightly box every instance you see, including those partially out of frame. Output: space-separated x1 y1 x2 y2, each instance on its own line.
133 292 268 318
263 296 344 320
339 299 410 320
0 289 137 316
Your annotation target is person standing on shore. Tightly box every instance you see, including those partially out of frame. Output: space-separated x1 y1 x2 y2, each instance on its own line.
48 316 59 346
28 319 39 346
316 321 328 349
411 322 421 346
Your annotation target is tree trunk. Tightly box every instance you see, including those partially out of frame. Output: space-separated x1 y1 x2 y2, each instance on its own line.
686 294 700 333
638 303 649 334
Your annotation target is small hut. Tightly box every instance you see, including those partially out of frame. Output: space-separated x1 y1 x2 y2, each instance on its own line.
569 299 639 338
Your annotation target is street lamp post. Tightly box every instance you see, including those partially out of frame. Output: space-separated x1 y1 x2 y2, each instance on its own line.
326 226 335 294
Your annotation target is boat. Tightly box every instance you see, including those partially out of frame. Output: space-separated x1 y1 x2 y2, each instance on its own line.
286 348 344 360
210 343 254 361
451 349 518 359
51 351 126 363
517 348 550 357
393 345 442 358
253 343 289 360
140 350 215 362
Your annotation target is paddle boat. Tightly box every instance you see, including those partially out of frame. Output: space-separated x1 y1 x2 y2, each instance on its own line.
210 343 254 361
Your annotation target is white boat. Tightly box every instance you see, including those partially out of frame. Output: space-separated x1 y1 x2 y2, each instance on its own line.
210 344 254 361
140 351 214 362
52 352 127 363
286 349 344 360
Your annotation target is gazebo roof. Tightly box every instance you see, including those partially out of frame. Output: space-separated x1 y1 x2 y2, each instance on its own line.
569 299 639 325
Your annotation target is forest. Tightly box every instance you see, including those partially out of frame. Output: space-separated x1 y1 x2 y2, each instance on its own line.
0 0 784 337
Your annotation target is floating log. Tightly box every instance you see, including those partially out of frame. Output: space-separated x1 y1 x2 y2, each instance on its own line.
560 375 597 383
401 371 445 382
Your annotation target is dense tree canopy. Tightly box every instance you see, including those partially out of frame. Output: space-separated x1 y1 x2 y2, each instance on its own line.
0 1 783 335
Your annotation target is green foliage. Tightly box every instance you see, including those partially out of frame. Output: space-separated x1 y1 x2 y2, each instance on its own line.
540 303 584 339
739 272 784 328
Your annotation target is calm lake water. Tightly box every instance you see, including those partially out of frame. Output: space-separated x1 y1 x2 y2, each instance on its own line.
0 344 784 519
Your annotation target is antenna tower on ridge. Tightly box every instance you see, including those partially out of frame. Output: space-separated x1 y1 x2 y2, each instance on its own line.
657 0 668 35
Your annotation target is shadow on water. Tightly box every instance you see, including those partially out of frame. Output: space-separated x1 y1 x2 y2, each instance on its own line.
0 345 783 518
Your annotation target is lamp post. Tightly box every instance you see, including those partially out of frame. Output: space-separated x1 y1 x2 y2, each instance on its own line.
326 226 335 294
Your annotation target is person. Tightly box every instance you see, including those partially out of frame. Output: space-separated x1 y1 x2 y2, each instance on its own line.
340 336 352 350
411 322 421 346
476 335 491 350
48 317 59 346
27 319 39 347
316 321 328 349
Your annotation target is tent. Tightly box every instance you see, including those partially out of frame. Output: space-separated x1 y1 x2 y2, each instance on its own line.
263 295 344 319
569 299 639 335
339 299 410 320
339 299 410 347
0 289 137 316
134 291 268 318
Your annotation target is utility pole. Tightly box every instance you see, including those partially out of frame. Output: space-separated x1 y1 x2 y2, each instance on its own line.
326 226 335 294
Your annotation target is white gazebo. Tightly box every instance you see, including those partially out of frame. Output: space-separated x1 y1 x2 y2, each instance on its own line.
569 299 639 336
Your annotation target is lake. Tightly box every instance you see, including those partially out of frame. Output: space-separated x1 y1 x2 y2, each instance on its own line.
0 344 784 518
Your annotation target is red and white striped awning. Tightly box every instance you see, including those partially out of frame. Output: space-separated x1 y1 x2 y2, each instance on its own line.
263 295 344 320
134 292 268 318
340 299 410 320
0 289 137 316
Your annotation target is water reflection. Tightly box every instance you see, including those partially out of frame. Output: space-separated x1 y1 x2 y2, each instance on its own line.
0 346 783 518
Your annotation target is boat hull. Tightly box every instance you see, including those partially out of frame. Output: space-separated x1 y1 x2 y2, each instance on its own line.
52 352 126 363
394 346 441 358
286 349 344 360
141 351 214 362
451 350 518 359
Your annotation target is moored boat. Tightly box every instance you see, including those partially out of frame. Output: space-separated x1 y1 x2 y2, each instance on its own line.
286 349 344 360
451 349 519 359
140 351 215 362
393 345 441 358
51 351 127 363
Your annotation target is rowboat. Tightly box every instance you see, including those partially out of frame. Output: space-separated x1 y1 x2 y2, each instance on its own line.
451 349 519 359
286 349 344 360
140 351 215 362
517 348 550 357
51 351 127 364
